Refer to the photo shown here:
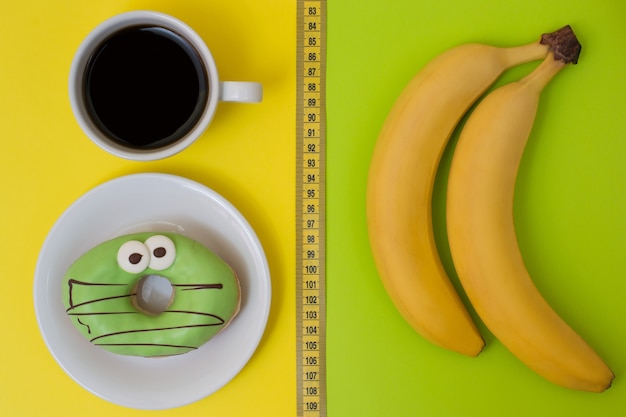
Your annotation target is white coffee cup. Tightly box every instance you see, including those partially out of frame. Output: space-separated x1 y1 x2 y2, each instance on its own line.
69 11 262 161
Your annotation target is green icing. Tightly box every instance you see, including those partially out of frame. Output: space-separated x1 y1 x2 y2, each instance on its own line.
62 232 240 357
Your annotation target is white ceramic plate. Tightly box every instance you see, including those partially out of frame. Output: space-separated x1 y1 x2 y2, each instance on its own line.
34 173 271 409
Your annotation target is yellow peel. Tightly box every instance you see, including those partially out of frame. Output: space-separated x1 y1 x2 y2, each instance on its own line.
446 50 614 391
367 40 549 357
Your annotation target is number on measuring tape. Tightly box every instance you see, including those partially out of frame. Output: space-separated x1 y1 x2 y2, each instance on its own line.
296 1 326 416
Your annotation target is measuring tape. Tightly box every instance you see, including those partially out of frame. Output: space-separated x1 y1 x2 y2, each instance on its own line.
296 1 326 416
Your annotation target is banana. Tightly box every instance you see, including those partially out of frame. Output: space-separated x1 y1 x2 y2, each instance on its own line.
366 30 561 356
446 26 614 391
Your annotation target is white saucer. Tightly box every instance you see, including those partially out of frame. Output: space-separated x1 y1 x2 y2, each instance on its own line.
34 173 271 409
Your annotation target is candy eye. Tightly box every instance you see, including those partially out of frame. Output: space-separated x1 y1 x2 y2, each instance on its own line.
117 240 150 273
145 235 176 271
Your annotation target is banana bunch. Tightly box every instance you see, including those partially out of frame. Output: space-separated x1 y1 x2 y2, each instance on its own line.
367 25 614 391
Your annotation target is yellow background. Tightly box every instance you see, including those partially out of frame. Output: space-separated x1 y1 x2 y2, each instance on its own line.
0 0 295 415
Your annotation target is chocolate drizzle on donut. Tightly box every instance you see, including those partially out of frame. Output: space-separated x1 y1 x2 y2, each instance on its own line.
77 318 91 334
66 277 227 353
89 315 225 343
88 312 226 352
96 343 198 351
66 279 129 312
68 311 139 316
174 283 224 291
66 279 224 312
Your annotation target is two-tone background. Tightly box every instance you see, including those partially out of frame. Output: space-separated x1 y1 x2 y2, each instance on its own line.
1 0 625 415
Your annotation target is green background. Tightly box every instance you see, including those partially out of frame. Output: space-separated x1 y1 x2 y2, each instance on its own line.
326 0 626 416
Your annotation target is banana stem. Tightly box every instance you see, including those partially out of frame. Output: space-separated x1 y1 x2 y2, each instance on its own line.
520 54 566 92
518 25 582 93
498 24 581 69
499 42 550 67
540 25 582 64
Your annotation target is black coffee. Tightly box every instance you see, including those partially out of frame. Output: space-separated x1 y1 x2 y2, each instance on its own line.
84 26 208 149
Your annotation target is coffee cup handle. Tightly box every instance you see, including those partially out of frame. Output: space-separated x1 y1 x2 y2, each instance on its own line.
219 81 263 103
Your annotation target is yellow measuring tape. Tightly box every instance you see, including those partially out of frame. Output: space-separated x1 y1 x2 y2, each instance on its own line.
296 1 326 416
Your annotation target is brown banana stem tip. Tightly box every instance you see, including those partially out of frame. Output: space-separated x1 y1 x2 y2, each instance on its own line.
540 25 582 64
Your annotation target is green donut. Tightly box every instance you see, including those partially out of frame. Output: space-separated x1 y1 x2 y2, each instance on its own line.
62 232 241 357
